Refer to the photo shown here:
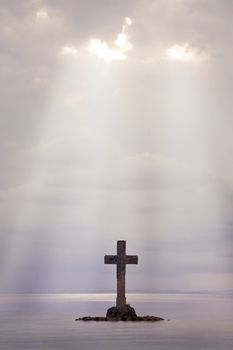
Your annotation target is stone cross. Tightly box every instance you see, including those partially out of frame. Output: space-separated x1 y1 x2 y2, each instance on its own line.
104 240 138 309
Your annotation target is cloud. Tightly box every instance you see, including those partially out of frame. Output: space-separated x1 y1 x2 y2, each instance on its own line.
0 0 233 292
61 46 78 56
87 39 126 61
164 43 208 62
87 17 132 61
36 8 49 20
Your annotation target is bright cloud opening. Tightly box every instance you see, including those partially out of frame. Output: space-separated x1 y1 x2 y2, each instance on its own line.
87 17 133 62
165 43 208 62
115 33 132 52
125 17 132 26
88 39 126 61
61 46 78 56
36 9 49 20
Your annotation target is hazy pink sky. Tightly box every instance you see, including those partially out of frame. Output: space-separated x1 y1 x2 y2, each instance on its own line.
0 0 232 293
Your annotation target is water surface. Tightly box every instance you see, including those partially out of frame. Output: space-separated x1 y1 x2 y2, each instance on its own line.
0 293 232 349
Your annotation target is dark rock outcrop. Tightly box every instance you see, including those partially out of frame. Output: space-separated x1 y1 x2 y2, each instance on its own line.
76 316 107 321
106 304 138 321
76 304 164 322
134 315 164 321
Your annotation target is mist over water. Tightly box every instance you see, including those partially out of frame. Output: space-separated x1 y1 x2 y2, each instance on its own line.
0 293 232 350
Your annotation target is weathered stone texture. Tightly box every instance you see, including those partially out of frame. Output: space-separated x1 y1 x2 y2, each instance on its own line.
104 240 138 308
106 304 138 321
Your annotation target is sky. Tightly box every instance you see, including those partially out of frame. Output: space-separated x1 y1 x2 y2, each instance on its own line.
0 0 233 293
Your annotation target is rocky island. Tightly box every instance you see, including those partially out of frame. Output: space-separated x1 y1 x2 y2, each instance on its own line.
76 304 164 322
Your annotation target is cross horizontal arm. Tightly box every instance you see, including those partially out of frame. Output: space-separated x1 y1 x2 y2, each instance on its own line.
104 255 117 264
125 255 138 264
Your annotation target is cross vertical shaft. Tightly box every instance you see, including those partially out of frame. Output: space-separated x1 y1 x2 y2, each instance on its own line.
104 240 138 309
117 241 126 308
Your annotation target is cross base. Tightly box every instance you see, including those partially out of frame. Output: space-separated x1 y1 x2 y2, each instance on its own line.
106 304 138 321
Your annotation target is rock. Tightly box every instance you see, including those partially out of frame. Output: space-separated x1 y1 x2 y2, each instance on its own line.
76 314 164 322
75 316 107 321
76 304 164 322
106 304 138 321
140 315 164 322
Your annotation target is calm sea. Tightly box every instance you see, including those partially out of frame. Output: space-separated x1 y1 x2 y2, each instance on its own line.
0 293 232 350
